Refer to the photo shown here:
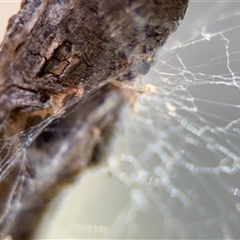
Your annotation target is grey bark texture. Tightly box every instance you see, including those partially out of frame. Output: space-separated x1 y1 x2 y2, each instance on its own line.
0 0 188 239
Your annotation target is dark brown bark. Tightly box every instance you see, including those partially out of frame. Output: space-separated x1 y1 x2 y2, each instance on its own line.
0 0 188 138
0 0 188 239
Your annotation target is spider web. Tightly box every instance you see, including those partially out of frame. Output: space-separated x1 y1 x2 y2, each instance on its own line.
35 1 240 239
109 1 240 239
2 1 240 239
103 2 240 238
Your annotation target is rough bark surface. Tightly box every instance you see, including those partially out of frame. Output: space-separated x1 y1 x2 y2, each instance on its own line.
0 0 188 137
0 0 188 239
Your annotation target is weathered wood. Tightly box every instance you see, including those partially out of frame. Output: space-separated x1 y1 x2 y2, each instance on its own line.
0 0 188 238
0 0 188 137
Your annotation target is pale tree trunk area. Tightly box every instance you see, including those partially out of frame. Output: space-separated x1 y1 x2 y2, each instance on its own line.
0 1 188 239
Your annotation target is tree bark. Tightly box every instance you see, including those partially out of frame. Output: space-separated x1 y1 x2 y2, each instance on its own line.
0 0 188 239
0 0 188 138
